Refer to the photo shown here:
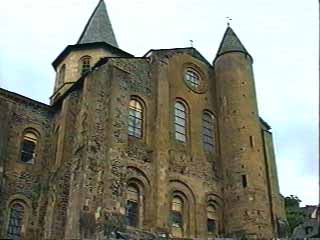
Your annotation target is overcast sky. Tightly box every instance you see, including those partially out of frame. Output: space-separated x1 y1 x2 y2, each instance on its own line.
0 0 318 206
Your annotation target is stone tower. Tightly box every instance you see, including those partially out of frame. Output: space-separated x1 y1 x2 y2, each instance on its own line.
50 0 131 105
214 27 274 238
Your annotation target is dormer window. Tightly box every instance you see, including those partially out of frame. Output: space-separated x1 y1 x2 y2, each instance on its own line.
80 56 91 75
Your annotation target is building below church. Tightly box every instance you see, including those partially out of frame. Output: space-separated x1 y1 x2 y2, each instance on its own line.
0 0 288 239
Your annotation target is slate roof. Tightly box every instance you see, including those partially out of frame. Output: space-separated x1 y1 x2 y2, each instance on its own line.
260 117 272 130
77 0 118 47
216 27 251 59
52 42 133 69
144 47 212 67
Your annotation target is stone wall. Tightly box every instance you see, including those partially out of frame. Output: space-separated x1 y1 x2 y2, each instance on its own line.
0 48 286 239
214 52 274 238
0 89 52 239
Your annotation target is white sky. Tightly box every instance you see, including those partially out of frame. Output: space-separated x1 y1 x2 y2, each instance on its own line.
0 0 318 206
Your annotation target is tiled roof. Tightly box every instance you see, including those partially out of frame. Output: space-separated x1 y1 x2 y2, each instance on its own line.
77 0 118 47
216 27 250 58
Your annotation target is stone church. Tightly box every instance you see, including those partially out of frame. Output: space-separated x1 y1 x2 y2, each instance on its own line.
0 1 288 239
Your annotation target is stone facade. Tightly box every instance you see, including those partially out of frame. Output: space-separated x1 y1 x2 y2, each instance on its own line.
0 1 287 239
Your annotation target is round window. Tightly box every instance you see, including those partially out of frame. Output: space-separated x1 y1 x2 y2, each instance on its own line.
184 68 201 89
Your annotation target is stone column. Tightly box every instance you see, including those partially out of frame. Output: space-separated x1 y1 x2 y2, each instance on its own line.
151 57 171 233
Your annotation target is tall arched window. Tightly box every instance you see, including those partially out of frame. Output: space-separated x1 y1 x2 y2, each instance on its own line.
202 111 215 152
174 101 187 142
80 56 91 75
126 184 140 227
207 205 218 235
171 196 184 237
21 131 38 164
128 99 143 138
58 64 66 86
7 202 25 239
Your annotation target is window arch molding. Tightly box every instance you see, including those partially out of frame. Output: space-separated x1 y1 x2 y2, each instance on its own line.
19 128 41 164
79 55 92 75
5 195 31 240
128 96 147 139
174 98 190 143
21 127 41 141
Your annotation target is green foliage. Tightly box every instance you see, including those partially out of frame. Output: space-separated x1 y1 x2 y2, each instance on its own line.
285 195 301 209
284 195 305 234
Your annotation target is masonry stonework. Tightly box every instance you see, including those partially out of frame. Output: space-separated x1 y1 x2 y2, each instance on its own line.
0 1 288 239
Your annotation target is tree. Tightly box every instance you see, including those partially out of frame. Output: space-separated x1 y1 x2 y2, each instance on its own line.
285 195 301 208
284 195 305 235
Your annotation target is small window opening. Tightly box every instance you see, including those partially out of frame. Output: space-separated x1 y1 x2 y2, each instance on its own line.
250 136 255 147
207 205 217 235
305 226 313 234
81 56 91 75
242 174 247 188
171 196 183 238
21 132 37 164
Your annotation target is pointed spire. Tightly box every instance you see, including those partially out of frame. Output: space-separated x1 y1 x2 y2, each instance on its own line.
216 27 250 58
77 0 119 47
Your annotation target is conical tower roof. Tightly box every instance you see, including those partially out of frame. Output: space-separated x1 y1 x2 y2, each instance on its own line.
77 0 118 47
216 27 250 57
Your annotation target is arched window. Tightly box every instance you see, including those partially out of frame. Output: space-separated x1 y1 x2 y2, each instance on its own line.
128 99 143 138
207 205 218 235
80 56 91 75
21 131 38 164
202 111 215 152
174 101 187 142
185 68 201 89
7 202 25 239
58 64 66 86
171 196 184 237
126 184 140 227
